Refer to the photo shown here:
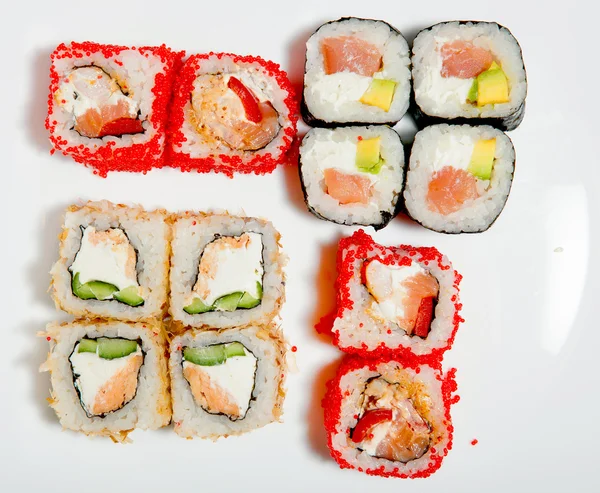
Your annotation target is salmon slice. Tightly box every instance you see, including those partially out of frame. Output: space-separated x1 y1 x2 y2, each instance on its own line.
75 99 140 138
397 272 439 333
225 102 280 151
91 354 143 415
427 166 480 215
183 364 242 418
324 168 372 205
321 36 382 77
374 398 431 462
440 40 493 79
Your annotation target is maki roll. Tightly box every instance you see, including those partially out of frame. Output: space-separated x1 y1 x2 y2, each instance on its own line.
412 21 527 131
299 126 404 230
46 42 184 176
404 124 515 233
50 201 170 322
330 230 463 362
323 355 458 478
41 320 171 441
169 212 285 329
303 17 411 127
170 325 286 438
167 53 298 176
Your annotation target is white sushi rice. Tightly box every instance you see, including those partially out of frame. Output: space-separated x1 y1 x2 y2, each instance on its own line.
300 126 404 227
169 213 286 329
177 55 294 162
170 325 286 439
304 18 411 123
329 361 451 476
40 320 171 441
412 21 527 119
333 238 459 356
404 124 515 233
50 201 170 321
49 45 166 151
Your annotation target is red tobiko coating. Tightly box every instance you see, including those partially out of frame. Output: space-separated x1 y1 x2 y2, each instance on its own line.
46 42 185 177
321 229 464 366
322 355 459 479
166 52 299 177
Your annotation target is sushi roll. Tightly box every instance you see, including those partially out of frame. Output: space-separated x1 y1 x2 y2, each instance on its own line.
299 126 405 230
302 17 411 127
323 355 458 478
412 21 527 131
167 53 298 176
50 201 170 322
169 325 286 438
41 320 171 441
169 212 285 329
404 124 515 233
46 42 184 176
330 230 463 362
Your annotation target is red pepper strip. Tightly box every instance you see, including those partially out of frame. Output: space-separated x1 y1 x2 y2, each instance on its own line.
413 296 434 338
351 409 393 443
98 118 144 137
227 76 262 123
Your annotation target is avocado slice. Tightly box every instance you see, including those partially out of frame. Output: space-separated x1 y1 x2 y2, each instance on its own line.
356 137 384 174
184 345 226 366
113 286 144 307
359 79 396 112
97 338 138 360
476 62 509 107
225 342 247 358
183 298 213 315
468 138 497 180
467 79 478 103
238 282 262 309
214 292 244 312
78 338 98 354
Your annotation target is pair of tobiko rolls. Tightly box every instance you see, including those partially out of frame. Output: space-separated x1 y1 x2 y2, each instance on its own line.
299 18 524 233
320 229 463 478
46 42 298 177
42 201 287 441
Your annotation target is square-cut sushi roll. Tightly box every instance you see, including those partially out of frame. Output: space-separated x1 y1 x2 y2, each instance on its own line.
404 124 515 233
41 320 171 441
50 201 170 322
323 355 458 478
412 21 527 131
330 230 463 363
167 53 298 176
303 17 411 127
169 212 285 329
299 126 404 230
46 42 184 177
169 325 286 439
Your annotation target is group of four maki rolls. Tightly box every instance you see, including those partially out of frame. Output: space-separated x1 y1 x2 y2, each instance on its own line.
301 17 525 478
43 201 288 441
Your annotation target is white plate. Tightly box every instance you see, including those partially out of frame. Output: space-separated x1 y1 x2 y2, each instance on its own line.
3 1 599 492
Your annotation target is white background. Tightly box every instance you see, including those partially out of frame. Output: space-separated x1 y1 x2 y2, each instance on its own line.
2 1 599 492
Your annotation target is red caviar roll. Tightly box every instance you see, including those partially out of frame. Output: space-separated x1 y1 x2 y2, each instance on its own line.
327 229 463 363
323 355 459 478
167 53 298 177
46 42 184 177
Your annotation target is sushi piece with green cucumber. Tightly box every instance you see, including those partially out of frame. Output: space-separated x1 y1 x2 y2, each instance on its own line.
41 320 171 441
50 201 170 322
169 325 287 438
169 212 286 329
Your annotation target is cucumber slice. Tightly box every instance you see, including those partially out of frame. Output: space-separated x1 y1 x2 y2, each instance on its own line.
238 282 263 309
97 338 138 360
225 342 246 358
183 345 226 366
77 338 98 353
183 298 213 315
88 281 119 301
72 272 95 300
214 292 244 311
113 286 144 307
